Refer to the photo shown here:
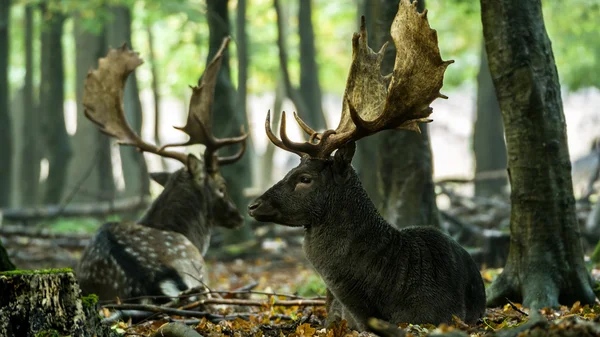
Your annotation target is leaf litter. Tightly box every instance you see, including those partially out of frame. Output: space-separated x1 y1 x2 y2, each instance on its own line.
100 256 600 337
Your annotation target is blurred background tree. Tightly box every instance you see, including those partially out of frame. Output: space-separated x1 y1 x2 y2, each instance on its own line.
0 0 598 253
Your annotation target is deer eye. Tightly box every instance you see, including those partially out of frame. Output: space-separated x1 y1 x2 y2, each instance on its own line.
298 175 312 184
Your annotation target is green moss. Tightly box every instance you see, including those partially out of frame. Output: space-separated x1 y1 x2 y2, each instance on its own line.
82 294 99 308
35 330 61 337
0 268 73 276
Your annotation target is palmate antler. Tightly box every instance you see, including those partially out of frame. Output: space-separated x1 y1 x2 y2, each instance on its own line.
266 0 453 159
83 37 247 171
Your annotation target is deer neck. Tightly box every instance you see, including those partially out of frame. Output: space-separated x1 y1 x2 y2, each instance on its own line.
304 173 391 261
138 187 212 255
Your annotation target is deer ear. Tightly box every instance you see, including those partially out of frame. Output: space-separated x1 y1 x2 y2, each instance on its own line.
334 141 356 166
332 141 356 180
187 154 206 182
149 172 171 187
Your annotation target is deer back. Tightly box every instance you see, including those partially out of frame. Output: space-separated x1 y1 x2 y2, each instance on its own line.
77 221 205 302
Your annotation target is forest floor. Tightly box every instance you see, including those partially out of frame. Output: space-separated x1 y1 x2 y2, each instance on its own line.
98 256 600 337
2 233 600 336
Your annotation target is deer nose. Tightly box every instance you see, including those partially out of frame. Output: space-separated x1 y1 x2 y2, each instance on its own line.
248 200 261 212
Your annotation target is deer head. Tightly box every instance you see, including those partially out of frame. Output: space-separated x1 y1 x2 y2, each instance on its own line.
249 0 453 227
83 37 247 230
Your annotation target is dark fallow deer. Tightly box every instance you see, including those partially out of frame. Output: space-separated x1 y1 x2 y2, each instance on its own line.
77 37 247 303
248 1 485 331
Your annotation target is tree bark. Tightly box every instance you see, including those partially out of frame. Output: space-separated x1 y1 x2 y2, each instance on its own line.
273 0 313 132
40 4 72 205
146 23 167 171
206 0 254 243
0 0 12 207
366 0 440 229
69 11 115 204
0 270 117 337
473 42 508 197
261 77 285 188
20 5 41 206
481 0 596 308
298 0 326 130
105 6 149 200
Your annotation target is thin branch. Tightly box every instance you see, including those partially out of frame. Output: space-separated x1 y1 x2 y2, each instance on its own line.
505 297 529 316
101 303 226 320
179 297 325 310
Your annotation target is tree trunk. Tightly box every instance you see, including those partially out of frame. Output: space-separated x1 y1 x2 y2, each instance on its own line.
298 0 326 130
236 0 257 183
0 0 12 207
0 240 15 272
20 5 41 206
261 77 285 188
146 23 167 171
206 0 254 243
0 270 117 337
368 0 440 229
481 0 596 308
69 11 115 204
354 0 381 208
473 42 508 197
105 6 149 200
40 4 72 205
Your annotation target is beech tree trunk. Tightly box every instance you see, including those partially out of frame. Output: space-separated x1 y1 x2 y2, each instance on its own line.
473 42 508 197
40 4 72 205
105 6 149 200
0 0 12 207
0 270 117 337
69 11 115 203
206 0 254 243
363 0 440 229
20 5 41 206
298 0 326 130
481 0 596 308
146 23 167 171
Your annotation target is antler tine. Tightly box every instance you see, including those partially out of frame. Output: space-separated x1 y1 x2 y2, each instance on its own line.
158 36 248 168
83 43 188 165
217 126 248 165
293 111 321 142
265 110 303 156
263 1 451 159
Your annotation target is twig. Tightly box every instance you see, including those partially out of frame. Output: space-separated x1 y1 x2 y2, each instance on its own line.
505 297 528 316
0 196 151 221
101 303 226 320
208 289 308 300
53 148 103 220
179 298 325 310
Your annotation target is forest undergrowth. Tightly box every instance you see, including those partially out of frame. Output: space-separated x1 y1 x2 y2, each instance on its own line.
98 257 600 337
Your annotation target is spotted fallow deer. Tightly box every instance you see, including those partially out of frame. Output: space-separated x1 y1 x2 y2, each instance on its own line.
77 37 247 303
248 1 485 331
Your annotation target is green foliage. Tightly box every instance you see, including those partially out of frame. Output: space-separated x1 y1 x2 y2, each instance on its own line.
6 0 599 111
48 217 109 234
35 330 61 337
294 273 326 297
81 294 99 308
0 267 73 276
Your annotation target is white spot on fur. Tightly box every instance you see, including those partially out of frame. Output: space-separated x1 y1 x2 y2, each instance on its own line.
160 280 181 297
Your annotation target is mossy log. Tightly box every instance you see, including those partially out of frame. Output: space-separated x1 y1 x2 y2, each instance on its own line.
0 268 117 337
